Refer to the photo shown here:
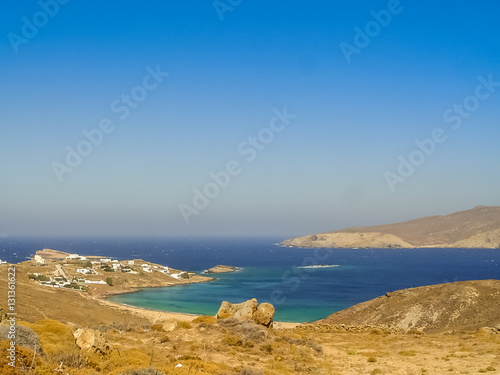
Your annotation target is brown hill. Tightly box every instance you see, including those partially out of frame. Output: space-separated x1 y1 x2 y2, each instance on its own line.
319 279 500 333
282 205 500 248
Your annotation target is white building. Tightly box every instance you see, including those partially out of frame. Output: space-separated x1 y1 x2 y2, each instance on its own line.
112 263 121 271
84 280 107 285
34 255 45 264
77 268 92 274
127 260 135 266
100 258 112 263
66 254 87 261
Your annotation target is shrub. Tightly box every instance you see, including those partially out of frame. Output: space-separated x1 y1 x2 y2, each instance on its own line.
0 324 43 355
50 350 88 369
218 319 269 342
105 277 113 286
367 357 377 363
223 334 243 346
176 321 192 329
260 344 273 354
159 335 169 343
120 368 166 375
180 272 190 279
305 339 323 354
150 324 163 332
30 274 50 282
239 368 263 375
21 319 77 356
192 315 217 325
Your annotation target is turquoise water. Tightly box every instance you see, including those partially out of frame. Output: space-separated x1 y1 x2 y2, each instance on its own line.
110 266 351 322
2 237 499 322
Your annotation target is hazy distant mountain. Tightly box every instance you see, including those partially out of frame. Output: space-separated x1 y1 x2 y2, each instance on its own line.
282 206 500 249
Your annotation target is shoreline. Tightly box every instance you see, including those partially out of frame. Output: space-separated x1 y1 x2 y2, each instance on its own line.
94 294 301 329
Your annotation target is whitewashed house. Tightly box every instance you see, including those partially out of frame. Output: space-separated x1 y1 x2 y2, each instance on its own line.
84 280 107 285
34 255 45 264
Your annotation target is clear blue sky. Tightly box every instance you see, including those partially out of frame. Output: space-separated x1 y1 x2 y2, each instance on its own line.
1 1 499 238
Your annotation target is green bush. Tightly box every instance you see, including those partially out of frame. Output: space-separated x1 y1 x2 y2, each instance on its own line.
105 277 113 286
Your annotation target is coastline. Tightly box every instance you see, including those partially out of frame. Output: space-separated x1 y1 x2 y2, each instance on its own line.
94 292 301 328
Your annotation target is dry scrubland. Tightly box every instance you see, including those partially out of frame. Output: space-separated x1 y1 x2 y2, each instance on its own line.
1 318 500 375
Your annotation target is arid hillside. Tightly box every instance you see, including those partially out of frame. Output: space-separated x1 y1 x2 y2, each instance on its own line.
283 205 500 248
320 279 500 334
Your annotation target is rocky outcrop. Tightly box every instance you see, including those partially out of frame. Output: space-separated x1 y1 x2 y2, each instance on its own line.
319 280 500 333
283 205 500 249
216 299 275 328
74 328 110 353
206 265 239 274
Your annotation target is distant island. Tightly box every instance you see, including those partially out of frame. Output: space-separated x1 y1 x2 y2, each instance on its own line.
205 265 239 274
283 205 500 249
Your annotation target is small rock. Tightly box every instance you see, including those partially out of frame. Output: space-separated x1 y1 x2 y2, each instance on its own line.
161 319 178 332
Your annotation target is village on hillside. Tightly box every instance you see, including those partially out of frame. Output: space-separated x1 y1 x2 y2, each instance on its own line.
26 250 203 294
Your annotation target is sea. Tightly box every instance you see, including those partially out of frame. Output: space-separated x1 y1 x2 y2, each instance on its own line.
2 237 499 322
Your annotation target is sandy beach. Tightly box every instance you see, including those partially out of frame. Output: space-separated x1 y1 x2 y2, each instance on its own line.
95 295 301 328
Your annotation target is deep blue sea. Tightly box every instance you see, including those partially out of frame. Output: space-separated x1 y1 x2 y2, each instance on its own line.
2 237 499 322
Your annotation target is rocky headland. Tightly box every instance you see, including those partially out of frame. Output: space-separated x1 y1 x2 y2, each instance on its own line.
283 205 500 249
318 279 500 334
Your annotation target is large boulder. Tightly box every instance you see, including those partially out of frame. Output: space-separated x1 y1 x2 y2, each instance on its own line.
216 299 275 328
73 328 109 354
253 303 275 327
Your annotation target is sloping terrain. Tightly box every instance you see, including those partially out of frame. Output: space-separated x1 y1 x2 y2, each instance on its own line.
283 205 500 248
320 279 500 333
